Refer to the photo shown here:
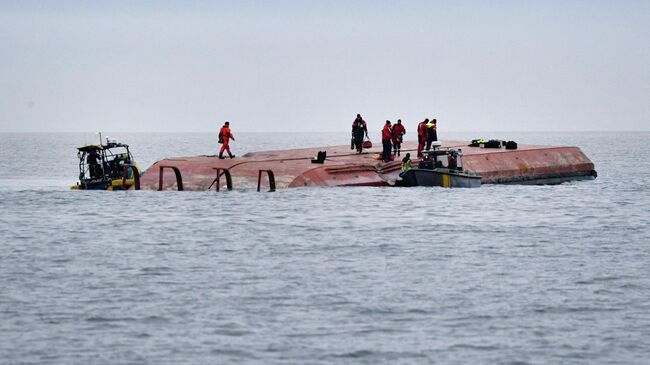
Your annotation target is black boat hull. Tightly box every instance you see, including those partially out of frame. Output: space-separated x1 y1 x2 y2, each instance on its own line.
397 169 481 188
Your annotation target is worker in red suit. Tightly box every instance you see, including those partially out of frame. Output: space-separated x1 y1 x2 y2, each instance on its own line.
218 121 235 159
417 118 428 157
381 120 393 162
391 119 406 156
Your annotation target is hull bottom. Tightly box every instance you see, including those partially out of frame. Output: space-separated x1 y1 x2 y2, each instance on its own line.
487 173 597 185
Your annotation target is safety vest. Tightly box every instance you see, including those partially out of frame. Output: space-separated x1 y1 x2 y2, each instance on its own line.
353 121 366 132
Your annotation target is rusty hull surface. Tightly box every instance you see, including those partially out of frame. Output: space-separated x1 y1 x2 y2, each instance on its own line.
139 141 596 191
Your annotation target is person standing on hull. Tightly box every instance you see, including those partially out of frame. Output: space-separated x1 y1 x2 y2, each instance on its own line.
392 119 406 156
425 118 437 151
351 114 368 153
417 118 428 157
381 120 393 162
218 121 235 159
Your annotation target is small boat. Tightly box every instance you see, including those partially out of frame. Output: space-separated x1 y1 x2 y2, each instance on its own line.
398 168 481 188
396 145 481 188
71 137 140 190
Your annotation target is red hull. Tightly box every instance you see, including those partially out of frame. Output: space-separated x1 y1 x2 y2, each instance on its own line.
139 141 596 191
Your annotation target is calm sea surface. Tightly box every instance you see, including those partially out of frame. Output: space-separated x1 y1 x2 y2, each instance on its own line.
1 131 649 364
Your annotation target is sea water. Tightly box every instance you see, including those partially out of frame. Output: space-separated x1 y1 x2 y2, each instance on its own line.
1 132 649 364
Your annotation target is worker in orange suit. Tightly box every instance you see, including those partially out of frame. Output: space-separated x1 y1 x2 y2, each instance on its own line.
417 118 428 157
218 121 235 159
381 120 393 162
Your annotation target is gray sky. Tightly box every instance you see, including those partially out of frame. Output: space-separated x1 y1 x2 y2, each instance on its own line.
1 0 648 132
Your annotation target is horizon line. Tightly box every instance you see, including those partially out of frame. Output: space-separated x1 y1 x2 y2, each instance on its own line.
1 129 649 134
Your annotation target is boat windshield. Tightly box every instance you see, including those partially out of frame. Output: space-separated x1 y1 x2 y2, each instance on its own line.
434 149 463 171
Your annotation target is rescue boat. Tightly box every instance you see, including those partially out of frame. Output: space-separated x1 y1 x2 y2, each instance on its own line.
71 138 140 190
398 168 481 188
396 144 482 188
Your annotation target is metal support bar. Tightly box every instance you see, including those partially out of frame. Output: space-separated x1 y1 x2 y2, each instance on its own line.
257 169 276 192
122 164 140 190
211 167 233 192
158 165 183 191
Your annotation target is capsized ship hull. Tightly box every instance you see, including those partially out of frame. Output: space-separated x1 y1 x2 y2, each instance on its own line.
136 140 596 191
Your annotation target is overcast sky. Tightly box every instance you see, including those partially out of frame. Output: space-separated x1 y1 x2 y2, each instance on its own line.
0 0 648 132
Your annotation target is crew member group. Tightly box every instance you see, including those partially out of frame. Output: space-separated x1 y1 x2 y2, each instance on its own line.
353 114 439 162
216 115 439 162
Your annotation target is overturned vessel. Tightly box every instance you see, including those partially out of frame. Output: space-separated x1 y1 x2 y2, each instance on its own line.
134 140 596 191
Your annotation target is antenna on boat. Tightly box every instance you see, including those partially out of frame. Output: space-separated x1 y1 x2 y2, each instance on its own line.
98 132 102 146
